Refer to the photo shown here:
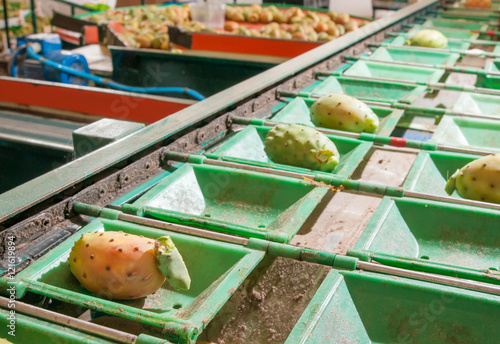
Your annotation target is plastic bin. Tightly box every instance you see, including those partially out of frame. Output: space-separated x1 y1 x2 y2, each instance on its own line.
349 196 500 283
422 18 489 31
286 269 500 344
207 125 372 178
370 46 460 66
343 60 445 83
453 92 500 117
0 219 266 344
269 97 403 137
406 26 480 40
430 116 500 152
127 163 329 243
307 76 426 104
389 35 471 50
403 150 481 198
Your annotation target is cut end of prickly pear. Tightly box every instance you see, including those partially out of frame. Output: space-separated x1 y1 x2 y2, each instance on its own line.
316 149 335 164
444 169 459 196
155 236 191 291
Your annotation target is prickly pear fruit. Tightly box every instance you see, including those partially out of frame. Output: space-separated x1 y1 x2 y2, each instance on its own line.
445 154 500 204
68 231 190 300
264 124 340 172
310 94 379 133
405 29 448 49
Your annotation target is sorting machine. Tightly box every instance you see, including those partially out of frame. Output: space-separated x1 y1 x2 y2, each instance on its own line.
1 0 500 343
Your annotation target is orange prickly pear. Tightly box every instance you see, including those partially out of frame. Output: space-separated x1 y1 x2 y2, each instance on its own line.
68 231 190 300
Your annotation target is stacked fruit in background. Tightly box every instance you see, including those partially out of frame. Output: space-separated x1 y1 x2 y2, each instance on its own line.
86 4 370 51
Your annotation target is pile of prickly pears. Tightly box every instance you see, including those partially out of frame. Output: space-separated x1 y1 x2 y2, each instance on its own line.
445 154 500 204
264 124 340 172
310 94 379 134
68 231 190 300
405 29 448 49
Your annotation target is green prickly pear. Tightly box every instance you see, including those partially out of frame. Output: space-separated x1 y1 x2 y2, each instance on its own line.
310 94 379 133
68 231 190 300
405 29 448 49
264 124 340 172
445 154 500 204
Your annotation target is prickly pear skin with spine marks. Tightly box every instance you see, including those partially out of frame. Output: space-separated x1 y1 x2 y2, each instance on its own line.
310 94 379 133
445 154 500 204
405 29 448 49
264 124 340 172
68 231 166 300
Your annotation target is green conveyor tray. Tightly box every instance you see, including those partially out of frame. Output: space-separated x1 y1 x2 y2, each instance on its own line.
479 59 500 89
403 150 482 199
0 307 170 344
349 197 500 284
343 60 446 83
436 11 498 22
406 26 480 40
286 269 500 344
307 76 426 104
430 116 500 152
128 163 328 243
370 46 460 66
207 125 372 178
422 18 489 31
0 219 265 344
453 91 500 117
270 97 403 137
389 35 471 50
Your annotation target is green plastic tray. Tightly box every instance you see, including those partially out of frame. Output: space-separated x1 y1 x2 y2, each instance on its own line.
403 150 481 199
286 269 500 344
349 197 500 283
430 116 500 152
436 11 498 22
270 97 403 137
479 59 500 89
307 76 426 104
0 307 170 344
370 46 460 66
207 125 372 178
344 60 446 83
422 18 489 31
128 163 328 243
389 35 471 50
406 26 480 40
453 91 500 117
0 219 265 344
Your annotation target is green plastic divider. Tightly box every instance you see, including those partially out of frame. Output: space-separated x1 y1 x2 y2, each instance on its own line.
285 269 500 344
422 18 489 31
349 196 500 284
343 60 446 83
269 97 403 137
403 150 482 199
307 76 426 104
128 163 328 243
370 46 460 66
0 219 266 344
406 25 481 40
453 91 500 116
207 125 372 178
430 115 500 152
436 10 498 22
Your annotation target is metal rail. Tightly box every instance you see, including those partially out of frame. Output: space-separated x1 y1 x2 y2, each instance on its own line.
0 296 137 343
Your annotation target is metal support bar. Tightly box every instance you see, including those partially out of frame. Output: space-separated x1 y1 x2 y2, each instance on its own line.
0 296 137 343
30 0 37 34
357 261 500 296
231 116 496 156
277 91 500 121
